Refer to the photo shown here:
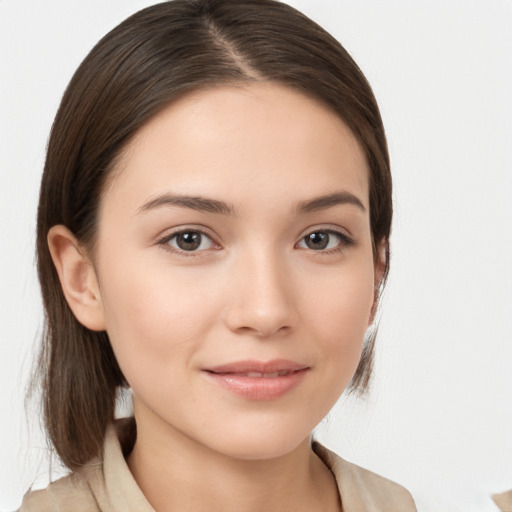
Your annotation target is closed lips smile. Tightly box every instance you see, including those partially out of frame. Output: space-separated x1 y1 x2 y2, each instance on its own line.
203 360 309 400
212 370 297 378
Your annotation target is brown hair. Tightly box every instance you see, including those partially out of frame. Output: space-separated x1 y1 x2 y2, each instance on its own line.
35 0 391 470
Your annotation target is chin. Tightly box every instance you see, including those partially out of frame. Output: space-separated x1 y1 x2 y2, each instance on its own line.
199 416 314 461
216 437 308 461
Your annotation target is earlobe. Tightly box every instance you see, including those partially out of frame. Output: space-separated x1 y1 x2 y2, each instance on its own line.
47 225 106 331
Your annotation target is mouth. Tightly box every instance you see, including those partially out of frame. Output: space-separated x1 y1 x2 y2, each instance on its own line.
214 370 297 378
203 360 310 400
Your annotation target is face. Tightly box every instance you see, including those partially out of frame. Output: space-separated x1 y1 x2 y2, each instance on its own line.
93 83 377 460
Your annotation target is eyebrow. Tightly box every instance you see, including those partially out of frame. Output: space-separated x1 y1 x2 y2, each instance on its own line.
296 192 366 213
137 190 366 216
138 194 234 215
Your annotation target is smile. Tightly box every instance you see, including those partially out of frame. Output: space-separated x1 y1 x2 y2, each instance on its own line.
203 360 310 400
224 370 294 378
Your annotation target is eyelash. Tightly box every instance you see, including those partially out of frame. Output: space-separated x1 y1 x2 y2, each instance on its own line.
295 228 356 254
156 228 219 257
156 227 355 257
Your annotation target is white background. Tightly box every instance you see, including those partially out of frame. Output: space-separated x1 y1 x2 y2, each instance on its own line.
1 1 511 511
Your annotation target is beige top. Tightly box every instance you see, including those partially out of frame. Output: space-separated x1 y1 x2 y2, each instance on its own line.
493 490 512 512
20 421 416 512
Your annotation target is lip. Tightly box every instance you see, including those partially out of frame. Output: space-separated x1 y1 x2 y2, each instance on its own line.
203 359 310 400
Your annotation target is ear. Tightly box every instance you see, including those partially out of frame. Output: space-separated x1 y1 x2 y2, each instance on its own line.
47 225 106 331
369 239 388 325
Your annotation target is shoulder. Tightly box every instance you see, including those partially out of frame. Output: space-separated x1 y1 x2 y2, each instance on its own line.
19 463 103 512
493 490 512 512
313 442 417 512
19 421 152 512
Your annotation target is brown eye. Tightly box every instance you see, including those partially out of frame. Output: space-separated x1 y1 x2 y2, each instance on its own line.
297 230 353 252
303 231 330 250
167 231 214 252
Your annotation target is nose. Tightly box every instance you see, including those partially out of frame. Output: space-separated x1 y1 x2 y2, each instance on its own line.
223 249 297 338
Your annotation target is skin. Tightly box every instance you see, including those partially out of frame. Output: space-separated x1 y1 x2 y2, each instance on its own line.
49 83 383 512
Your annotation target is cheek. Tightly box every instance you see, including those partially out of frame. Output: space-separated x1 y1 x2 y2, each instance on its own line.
288 262 375 422
301 260 375 392
96 257 219 381
303 261 375 342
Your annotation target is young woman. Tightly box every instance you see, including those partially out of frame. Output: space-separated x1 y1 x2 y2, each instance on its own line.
20 0 416 510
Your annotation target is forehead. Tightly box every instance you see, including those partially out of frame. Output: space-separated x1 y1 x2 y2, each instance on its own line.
103 82 369 214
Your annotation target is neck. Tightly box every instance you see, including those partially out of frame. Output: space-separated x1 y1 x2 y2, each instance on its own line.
126 413 340 512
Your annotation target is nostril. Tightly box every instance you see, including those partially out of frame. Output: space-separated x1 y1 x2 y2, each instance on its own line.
233 322 292 338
